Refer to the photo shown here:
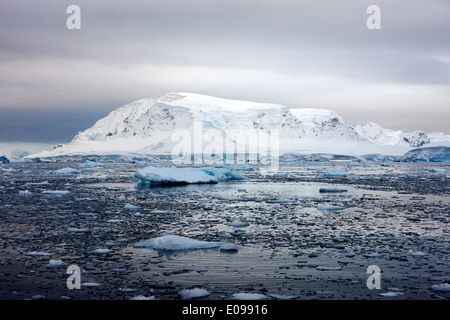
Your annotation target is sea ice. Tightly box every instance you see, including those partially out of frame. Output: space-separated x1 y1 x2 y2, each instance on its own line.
130 295 156 300
124 203 141 210
46 259 66 268
53 168 80 175
227 221 249 227
316 266 342 271
408 250 427 257
134 234 238 252
178 288 210 299
430 283 450 292
231 293 269 300
93 248 111 254
26 251 52 256
42 190 71 195
316 204 346 211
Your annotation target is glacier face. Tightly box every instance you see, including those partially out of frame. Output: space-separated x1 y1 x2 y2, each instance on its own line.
27 92 450 159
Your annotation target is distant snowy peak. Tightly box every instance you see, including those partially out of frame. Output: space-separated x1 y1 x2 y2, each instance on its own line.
354 121 448 148
27 92 450 159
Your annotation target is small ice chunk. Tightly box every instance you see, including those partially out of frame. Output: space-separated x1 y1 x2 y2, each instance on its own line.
408 250 427 257
232 293 269 300
379 292 402 297
130 295 156 300
46 259 66 268
26 251 52 256
178 288 210 299
273 172 288 177
81 282 101 287
363 253 384 258
316 204 346 211
93 248 111 254
53 168 80 175
430 283 450 292
316 266 342 271
42 190 70 195
67 228 90 233
124 203 141 210
107 219 124 223
266 199 296 204
227 221 249 227
150 210 169 214
219 243 239 252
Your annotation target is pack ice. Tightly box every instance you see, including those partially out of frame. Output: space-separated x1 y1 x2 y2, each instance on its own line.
134 235 238 252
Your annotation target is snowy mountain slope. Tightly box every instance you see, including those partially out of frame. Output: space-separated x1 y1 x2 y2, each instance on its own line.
354 122 450 148
27 93 450 159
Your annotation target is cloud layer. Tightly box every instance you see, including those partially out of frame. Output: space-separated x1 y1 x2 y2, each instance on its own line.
1 0 449 143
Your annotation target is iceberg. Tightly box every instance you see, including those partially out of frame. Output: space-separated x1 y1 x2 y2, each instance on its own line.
0 155 10 163
134 234 238 252
401 146 450 162
135 166 245 186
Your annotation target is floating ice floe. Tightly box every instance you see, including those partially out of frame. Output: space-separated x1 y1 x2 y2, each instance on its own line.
67 227 90 233
135 166 245 186
363 253 384 258
316 266 342 271
134 234 238 252
408 250 427 257
429 167 446 174
379 292 403 297
227 221 249 227
178 288 210 299
124 203 141 210
42 190 71 195
319 188 348 193
130 295 156 300
316 204 346 211
93 248 111 254
53 167 80 175
46 259 66 268
81 282 101 287
266 198 296 204
430 283 450 292
26 251 52 256
232 293 269 300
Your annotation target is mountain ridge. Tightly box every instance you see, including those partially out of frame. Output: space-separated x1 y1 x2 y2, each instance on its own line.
27 92 450 159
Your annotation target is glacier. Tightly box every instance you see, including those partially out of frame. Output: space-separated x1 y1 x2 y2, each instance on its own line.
25 92 450 160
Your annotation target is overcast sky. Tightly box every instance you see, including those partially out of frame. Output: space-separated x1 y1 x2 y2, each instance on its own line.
1 0 449 145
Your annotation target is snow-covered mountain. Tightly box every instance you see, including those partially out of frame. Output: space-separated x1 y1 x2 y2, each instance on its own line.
28 92 450 159
354 122 450 148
